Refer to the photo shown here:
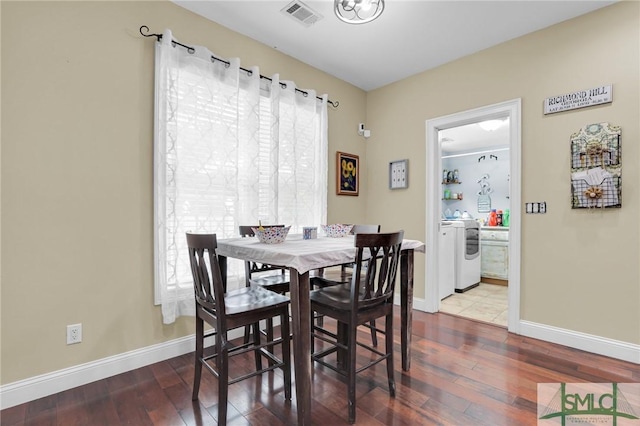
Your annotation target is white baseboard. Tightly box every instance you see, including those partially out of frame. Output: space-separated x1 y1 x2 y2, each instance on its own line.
519 320 640 365
2 309 637 410
394 295 429 312
0 326 240 411
0 335 197 410
408 297 639 364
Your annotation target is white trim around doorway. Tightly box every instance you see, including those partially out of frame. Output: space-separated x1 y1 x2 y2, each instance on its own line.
425 99 522 334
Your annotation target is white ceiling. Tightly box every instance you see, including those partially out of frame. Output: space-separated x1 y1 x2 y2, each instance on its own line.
172 0 614 91
170 0 614 152
440 119 510 154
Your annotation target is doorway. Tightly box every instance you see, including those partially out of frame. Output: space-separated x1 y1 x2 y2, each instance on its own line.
425 99 521 333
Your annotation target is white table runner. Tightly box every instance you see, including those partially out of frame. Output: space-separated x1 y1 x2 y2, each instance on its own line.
217 234 424 274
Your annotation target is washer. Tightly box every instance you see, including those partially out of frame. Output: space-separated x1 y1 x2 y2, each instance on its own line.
450 220 481 292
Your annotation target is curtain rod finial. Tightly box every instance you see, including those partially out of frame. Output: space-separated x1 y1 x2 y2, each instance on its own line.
140 25 161 41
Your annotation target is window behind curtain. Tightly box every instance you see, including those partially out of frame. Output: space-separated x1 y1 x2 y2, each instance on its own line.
153 30 328 324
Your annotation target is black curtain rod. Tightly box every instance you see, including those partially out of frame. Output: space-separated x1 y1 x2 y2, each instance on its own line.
140 26 339 108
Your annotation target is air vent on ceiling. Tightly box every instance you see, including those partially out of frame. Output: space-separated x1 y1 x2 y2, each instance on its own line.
281 1 323 27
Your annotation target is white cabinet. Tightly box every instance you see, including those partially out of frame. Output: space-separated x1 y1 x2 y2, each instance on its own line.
480 228 509 280
439 224 455 299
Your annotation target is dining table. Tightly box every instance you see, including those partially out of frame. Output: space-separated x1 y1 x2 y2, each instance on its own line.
216 233 425 426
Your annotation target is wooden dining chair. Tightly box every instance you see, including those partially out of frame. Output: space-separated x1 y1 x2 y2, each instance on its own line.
239 225 290 344
239 225 290 293
186 233 291 426
314 224 382 345
341 224 381 279
310 231 404 424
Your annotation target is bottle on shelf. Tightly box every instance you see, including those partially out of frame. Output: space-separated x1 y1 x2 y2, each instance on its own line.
453 209 462 219
453 169 460 183
497 210 503 226
488 209 498 226
503 209 510 227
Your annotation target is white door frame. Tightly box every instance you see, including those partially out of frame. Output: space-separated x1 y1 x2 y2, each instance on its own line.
425 99 522 333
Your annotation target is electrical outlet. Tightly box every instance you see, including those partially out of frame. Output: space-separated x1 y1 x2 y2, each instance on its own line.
66 323 82 345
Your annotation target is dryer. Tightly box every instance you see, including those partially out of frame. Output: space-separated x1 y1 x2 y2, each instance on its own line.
450 220 481 292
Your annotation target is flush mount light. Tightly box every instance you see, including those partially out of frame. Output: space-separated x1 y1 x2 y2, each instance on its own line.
478 118 509 131
334 0 385 24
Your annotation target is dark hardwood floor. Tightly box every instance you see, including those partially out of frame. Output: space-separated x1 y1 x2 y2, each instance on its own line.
2 310 638 425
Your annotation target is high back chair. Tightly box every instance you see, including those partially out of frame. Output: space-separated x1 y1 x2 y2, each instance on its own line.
239 225 290 344
239 225 290 294
345 224 382 345
313 224 382 345
186 233 291 426
350 224 381 235
342 224 381 278
310 231 404 424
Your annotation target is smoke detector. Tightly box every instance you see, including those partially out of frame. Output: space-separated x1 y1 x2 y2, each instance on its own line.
281 1 323 27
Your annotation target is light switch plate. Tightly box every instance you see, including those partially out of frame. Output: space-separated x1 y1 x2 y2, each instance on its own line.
526 202 547 213
389 159 408 189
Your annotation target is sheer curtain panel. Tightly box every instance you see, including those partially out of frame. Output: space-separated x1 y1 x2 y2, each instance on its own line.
154 30 328 324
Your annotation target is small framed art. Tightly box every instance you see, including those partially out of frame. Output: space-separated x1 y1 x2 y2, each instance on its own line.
337 151 359 196
389 159 408 189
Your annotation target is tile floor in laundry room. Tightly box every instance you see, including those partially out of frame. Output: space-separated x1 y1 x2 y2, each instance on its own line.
439 282 508 327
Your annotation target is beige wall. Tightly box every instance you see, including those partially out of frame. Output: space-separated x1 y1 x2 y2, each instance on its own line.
366 2 639 343
0 0 366 385
1 0 638 389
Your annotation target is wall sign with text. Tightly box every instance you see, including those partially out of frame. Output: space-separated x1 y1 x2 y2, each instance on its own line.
544 84 612 115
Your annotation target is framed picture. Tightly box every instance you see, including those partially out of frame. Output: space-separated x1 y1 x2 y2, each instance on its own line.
337 151 359 196
389 159 409 189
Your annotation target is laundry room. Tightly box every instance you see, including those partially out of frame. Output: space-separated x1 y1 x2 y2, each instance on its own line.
438 119 511 326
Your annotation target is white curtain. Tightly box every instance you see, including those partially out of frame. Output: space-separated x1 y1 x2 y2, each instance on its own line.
154 29 328 324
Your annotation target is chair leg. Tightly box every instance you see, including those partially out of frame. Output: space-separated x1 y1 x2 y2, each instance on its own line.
280 311 292 400
369 319 378 347
265 318 274 342
336 321 348 372
347 322 357 424
192 316 204 401
385 314 396 397
264 317 277 367
217 334 229 426
253 322 263 371
310 309 316 355
243 324 251 345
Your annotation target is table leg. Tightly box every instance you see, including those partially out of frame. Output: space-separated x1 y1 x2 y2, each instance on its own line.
400 249 414 371
288 270 311 425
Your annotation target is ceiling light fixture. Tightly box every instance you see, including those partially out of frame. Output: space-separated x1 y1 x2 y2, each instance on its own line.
334 0 385 24
478 118 508 132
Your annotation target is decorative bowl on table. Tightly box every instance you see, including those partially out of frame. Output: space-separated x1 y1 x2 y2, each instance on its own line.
251 226 291 244
321 224 354 238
